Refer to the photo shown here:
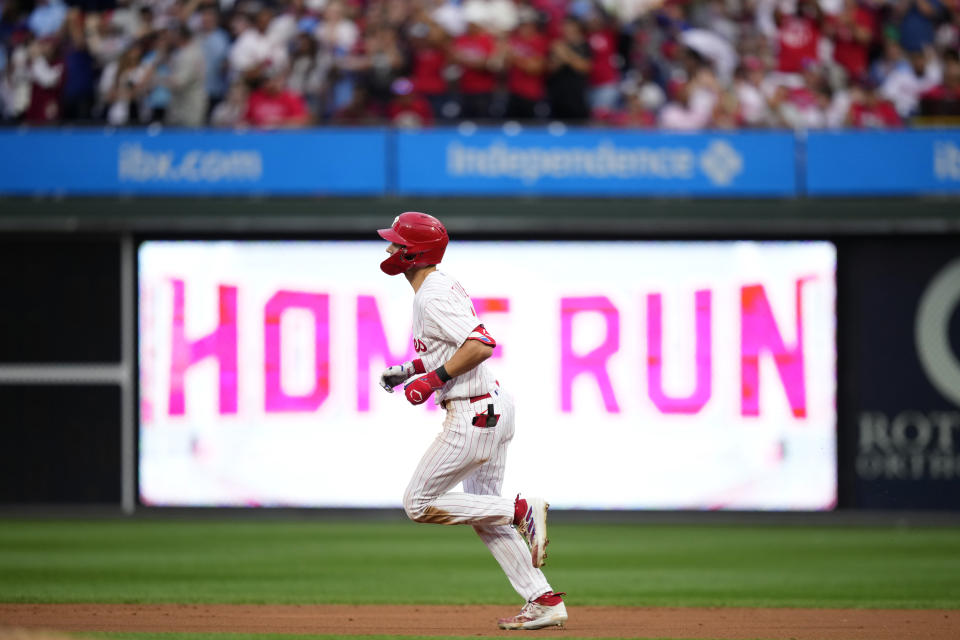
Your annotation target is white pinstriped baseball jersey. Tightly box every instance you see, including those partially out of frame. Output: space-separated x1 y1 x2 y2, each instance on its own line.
412 270 497 403
399 269 553 604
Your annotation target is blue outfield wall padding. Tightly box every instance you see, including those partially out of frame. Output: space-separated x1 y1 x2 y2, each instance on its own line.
806 130 960 196
0 129 389 196
4 128 960 197
395 128 798 197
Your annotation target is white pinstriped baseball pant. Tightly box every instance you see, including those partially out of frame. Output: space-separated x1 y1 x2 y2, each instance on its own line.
402 388 552 602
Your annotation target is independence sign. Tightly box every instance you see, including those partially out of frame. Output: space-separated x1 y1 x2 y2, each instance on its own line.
395 129 797 197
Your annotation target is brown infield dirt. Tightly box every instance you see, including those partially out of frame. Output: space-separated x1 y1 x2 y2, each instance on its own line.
1 604 958 640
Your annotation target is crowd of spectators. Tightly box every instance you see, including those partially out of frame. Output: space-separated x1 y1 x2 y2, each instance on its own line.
0 0 958 129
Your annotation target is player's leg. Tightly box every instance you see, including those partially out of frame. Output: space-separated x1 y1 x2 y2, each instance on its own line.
403 408 515 526
462 393 553 602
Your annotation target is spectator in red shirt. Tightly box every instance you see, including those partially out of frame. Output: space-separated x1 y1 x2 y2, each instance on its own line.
766 59 830 128
25 36 63 124
503 8 548 120
920 51 960 116
848 78 902 127
528 0 566 40
824 0 875 80
407 17 450 119
776 0 822 73
244 71 311 129
585 9 620 112
387 77 434 128
451 6 497 119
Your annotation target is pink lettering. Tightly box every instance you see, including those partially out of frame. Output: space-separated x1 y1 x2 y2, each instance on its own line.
169 280 238 415
647 290 712 414
140 282 154 425
264 291 330 412
560 296 620 413
357 295 417 411
472 297 510 360
741 279 809 418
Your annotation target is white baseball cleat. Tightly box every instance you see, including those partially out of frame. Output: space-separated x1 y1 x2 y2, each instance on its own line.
497 594 567 630
516 496 549 568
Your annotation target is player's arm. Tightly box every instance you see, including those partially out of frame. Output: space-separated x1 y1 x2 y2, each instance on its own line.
443 338 494 378
379 333 494 396
402 324 497 405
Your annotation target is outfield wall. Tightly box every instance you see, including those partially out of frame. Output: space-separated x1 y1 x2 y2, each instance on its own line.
1 127 958 512
1 226 958 512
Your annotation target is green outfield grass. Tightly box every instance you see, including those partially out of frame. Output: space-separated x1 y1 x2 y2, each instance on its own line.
1 519 959 608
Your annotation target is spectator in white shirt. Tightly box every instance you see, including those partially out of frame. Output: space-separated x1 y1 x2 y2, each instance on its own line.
229 7 288 82
315 0 360 113
881 46 942 116
165 24 207 127
681 28 738 85
314 0 359 53
659 67 719 130
85 13 130 67
267 0 308 52
1 31 33 121
431 0 466 37
99 41 148 126
211 80 248 127
735 57 773 126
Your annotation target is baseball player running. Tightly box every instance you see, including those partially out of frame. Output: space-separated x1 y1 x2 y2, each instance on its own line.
377 212 567 630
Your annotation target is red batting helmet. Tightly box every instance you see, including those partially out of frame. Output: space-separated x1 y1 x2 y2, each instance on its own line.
377 212 449 276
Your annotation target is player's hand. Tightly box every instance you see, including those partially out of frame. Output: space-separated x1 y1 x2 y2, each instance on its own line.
379 359 425 393
404 370 445 405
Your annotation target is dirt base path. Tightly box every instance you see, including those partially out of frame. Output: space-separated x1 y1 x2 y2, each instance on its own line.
1 604 957 640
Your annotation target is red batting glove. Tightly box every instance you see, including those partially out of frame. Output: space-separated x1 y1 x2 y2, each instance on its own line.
404 370 445 405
